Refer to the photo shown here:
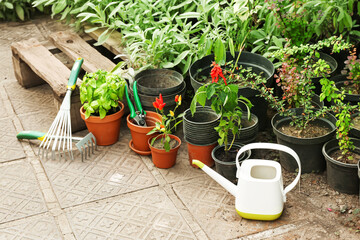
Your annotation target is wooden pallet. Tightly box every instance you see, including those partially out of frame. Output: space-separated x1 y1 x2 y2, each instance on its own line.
11 29 126 132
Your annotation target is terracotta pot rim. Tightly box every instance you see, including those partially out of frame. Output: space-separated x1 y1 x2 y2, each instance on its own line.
80 101 125 123
148 134 181 152
126 111 162 131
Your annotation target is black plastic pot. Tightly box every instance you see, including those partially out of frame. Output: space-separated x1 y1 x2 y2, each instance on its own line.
228 113 259 144
349 112 360 138
212 143 251 182
312 52 338 95
135 69 184 96
322 138 360 194
189 51 275 130
271 108 336 173
129 81 186 114
183 106 221 145
331 75 360 105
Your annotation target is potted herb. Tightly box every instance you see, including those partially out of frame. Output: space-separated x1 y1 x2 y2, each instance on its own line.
320 79 360 194
147 94 183 169
255 53 338 173
191 62 253 180
79 69 126 146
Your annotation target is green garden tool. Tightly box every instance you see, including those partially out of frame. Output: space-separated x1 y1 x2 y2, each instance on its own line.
125 81 147 126
17 131 96 161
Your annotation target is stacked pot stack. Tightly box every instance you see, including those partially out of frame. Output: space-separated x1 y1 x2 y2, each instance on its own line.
129 69 186 114
183 106 220 168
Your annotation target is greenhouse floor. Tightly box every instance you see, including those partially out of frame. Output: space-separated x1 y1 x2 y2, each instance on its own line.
0 16 359 240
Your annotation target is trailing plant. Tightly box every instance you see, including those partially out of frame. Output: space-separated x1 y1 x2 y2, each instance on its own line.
320 77 360 162
341 48 360 94
80 68 126 119
191 62 252 151
147 94 183 152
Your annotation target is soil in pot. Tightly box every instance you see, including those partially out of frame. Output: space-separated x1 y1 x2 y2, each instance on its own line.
328 149 360 165
213 147 240 162
278 121 333 138
152 137 179 150
351 115 360 129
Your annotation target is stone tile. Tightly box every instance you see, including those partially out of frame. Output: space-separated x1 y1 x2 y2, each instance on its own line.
172 176 314 240
42 140 158 208
5 81 56 117
0 161 47 224
65 187 197 240
0 97 8 119
0 118 25 162
0 212 62 240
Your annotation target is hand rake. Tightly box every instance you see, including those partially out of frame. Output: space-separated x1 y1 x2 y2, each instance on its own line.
17 131 96 161
39 58 83 160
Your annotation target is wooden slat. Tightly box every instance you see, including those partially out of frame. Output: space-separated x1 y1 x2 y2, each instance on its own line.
49 31 115 73
84 26 128 60
11 38 71 97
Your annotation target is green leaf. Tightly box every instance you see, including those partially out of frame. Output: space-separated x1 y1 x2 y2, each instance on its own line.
197 92 207 106
177 12 201 19
94 29 111 46
4 2 13 9
272 36 282 48
53 0 67 14
229 38 235 57
99 107 106 119
15 5 24 21
173 50 190 66
214 38 225 65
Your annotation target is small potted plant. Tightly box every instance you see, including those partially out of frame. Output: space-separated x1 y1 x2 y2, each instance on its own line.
191 62 253 181
147 94 183 169
320 80 360 194
79 69 126 146
254 53 338 173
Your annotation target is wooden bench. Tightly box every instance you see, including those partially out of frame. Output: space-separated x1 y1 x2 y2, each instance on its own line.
11 30 125 132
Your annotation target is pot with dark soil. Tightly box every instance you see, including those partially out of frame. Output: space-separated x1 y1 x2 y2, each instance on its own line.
211 143 251 182
271 108 336 173
148 134 181 169
322 138 360 194
189 51 274 130
331 75 360 106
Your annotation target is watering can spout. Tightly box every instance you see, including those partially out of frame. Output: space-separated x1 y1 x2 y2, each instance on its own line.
192 160 238 197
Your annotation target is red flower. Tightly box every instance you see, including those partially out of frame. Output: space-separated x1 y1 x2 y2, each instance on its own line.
153 94 166 110
210 62 227 85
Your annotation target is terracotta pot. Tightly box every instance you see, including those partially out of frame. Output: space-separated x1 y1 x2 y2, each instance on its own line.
126 111 162 152
80 101 124 146
148 134 181 169
187 141 217 168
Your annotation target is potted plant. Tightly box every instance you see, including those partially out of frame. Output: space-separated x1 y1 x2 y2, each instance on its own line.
255 52 338 173
79 69 126 146
191 62 254 180
147 94 183 169
320 79 360 194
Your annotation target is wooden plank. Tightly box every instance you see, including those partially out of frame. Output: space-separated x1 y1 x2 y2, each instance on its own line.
11 53 45 88
84 26 128 60
11 38 71 97
49 31 116 73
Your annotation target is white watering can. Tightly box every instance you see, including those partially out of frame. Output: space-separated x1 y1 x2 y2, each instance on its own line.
192 143 301 221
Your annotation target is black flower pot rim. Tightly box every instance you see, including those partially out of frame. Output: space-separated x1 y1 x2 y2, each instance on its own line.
183 106 221 125
211 144 251 166
322 138 359 168
135 69 184 96
184 136 218 146
271 108 336 144
189 51 275 91
334 80 360 98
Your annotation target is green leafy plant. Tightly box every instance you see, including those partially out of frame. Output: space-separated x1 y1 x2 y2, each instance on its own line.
147 94 183 152
320 77 360 162
0 0 41 21
80 68 126 119
191 62 252 151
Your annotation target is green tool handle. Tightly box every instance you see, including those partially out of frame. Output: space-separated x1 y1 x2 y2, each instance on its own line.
67 58 84 90
17 131 45 140
125 85 136 119
133 81 145 115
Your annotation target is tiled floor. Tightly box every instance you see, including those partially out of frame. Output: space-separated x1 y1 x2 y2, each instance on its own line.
0 17 359 240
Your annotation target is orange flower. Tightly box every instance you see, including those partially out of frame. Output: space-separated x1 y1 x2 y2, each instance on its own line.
153 94 166 110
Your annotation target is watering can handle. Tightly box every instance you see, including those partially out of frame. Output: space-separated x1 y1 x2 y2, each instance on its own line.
235 143 301 196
